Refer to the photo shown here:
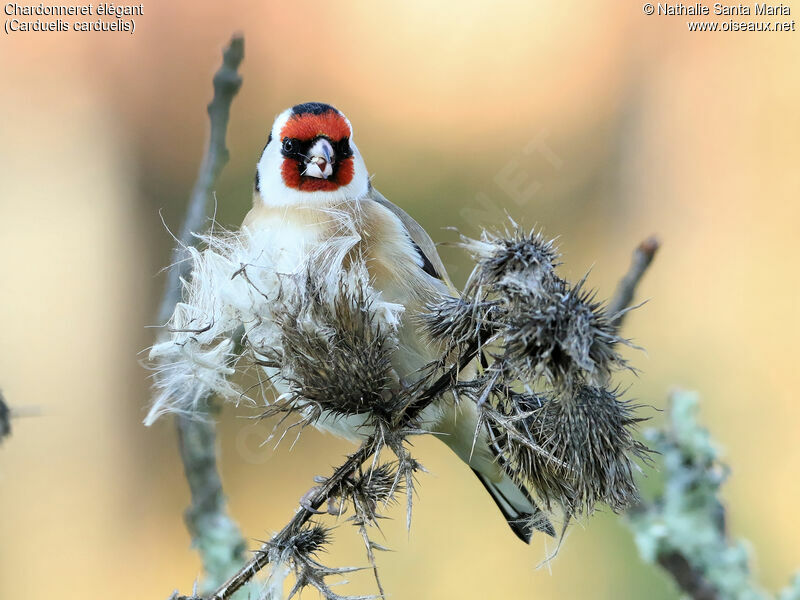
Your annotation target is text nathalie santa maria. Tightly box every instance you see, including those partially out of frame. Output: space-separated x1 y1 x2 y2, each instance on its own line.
656 3 790 15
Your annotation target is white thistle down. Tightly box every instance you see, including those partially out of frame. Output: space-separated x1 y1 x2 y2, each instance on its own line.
147 209 403 427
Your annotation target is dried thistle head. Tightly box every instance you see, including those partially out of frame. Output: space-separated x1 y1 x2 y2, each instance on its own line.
337 463 399 523
502 386 649 514
266 524 371 600
478 389 575 513
370 433 426 531
421 296 487 345
421 225 560 362
261 269 403 425
285 524 332 558
351 463 398 506
462 224 559 297
333 462 402 598
264 523 333 576
419 295 500 360
503 278 629 389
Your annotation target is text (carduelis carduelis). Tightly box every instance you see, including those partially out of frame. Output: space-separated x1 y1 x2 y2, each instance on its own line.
3 2 142 34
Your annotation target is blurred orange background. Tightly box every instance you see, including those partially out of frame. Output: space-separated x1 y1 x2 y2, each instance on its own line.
1 2 799 598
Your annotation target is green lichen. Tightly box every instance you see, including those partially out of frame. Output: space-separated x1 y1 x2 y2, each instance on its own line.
628 390 799 600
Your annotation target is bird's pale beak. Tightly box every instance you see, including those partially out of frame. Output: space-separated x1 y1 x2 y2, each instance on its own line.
303 137 335 179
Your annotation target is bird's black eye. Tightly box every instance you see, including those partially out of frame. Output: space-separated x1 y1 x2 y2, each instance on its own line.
282 137 297 155
337 137 352 158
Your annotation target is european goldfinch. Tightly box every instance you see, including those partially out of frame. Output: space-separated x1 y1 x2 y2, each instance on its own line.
151 102 553 543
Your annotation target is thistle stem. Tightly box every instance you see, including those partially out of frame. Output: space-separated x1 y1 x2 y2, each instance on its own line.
208 440 377 600
206 342 481 599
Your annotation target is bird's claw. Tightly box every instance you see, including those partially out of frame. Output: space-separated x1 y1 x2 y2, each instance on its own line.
299 486 348 516
299 487 328 514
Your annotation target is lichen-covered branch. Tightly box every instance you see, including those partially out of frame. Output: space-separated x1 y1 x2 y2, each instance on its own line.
628 391 800 600
177 400 248 592
156 33 247 595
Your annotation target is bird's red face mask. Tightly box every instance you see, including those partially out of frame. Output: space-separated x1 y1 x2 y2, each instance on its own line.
279 107 355 192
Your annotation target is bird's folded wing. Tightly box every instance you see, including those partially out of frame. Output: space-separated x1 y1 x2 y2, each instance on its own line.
367 185 455 292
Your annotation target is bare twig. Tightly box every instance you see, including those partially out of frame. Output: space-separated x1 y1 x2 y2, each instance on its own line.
609 235 660 328
156 33 247 593
607 241 736 600
607 244 797 600
605 238 736 600
158 34 244 324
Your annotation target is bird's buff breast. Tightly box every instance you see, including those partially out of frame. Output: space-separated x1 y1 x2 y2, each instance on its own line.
241 205 326 273
242 200 437 307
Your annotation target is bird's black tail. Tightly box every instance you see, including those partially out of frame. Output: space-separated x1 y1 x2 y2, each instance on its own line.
472 468 556 543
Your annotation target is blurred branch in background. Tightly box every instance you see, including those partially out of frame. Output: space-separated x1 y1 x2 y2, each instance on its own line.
156 34 247 596
629 391 800 600
0 390 11 445
0 390 40 448
609 235 660 328
157 33 245 325
608 237 800 600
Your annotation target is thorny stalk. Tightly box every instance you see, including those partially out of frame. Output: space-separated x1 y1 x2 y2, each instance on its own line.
157 34 245 324
209 441 375 600
208 346 482 600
